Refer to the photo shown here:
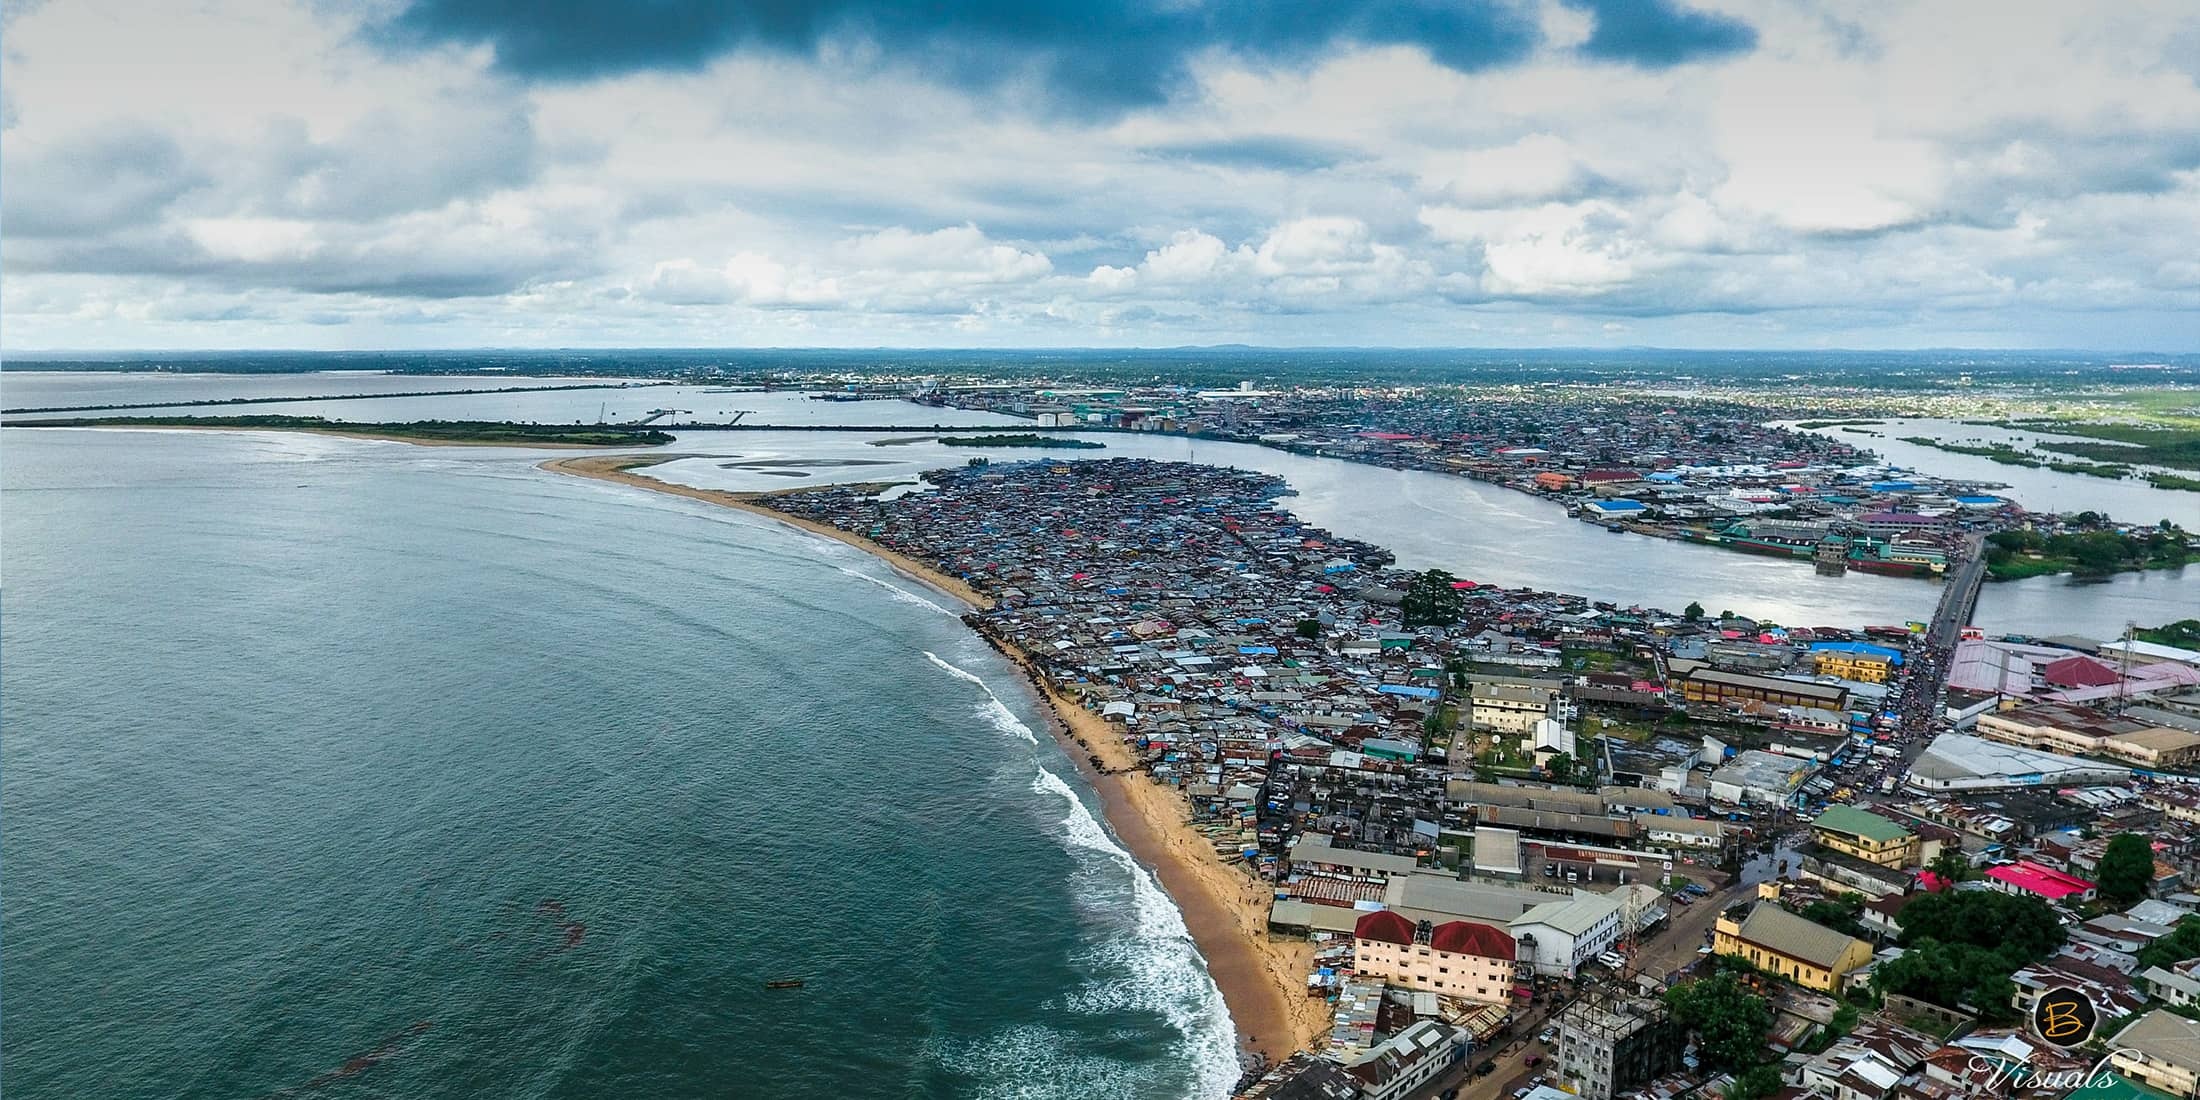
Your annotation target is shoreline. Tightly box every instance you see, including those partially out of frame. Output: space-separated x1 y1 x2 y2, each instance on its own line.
10 423 635 450
541 453 1326 1062
543 454 994 607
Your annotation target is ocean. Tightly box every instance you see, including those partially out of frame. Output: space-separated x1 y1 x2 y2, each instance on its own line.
0 428 1237 1100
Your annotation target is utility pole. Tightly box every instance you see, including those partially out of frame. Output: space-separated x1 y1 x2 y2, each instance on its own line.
2115 620 2136 714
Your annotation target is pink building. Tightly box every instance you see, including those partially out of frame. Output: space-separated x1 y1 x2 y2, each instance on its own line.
1352 911 1517 1004
1983 860 2098 903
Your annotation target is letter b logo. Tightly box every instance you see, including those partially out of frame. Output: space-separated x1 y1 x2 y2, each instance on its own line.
2032 987 2097 1048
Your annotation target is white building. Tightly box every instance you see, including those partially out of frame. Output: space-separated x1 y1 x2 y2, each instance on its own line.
1528 717 1577 764
1510 889 1627 977
1340 1020 1470 1100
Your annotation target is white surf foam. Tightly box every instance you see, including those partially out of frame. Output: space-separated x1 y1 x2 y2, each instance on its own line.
836 565 953 614
924 652 1043 745
923 651 988 685
1031 768 1242 1100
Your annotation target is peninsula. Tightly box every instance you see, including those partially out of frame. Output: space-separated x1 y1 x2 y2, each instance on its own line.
543 452 2070 1094
8 415 676 448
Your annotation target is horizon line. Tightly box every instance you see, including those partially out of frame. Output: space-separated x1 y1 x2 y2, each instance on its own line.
6 345 2196 359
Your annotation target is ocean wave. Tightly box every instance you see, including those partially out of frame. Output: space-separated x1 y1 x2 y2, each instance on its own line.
836 565 953 614
925 652 1044 746
923 651 989 685
1030 769 1241 1100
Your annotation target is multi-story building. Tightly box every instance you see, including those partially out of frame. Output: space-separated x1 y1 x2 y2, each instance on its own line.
2111 1011 2200 1098
1341 1020 1471 1100
1707 749 1819 807
1811 644 1899 684
1671 660 1849 712
1351 911 1517 1004
1471 682 1558 735
1510 890 1627 977
1811 805 1920 868
1713 903 1875 991
1554 993 1685 1100
1977 703 2200 770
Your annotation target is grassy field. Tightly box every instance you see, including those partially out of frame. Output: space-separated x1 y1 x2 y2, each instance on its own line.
2022 423 2200 471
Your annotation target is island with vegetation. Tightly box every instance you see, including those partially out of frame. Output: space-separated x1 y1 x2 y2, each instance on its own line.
1983 519 2195 580
6 415 675 448
2138 619 2200 649
2016 421 2200 469
937 433 1105 449
1896 435 2134 478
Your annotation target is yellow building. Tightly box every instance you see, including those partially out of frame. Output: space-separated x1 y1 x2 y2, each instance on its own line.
1470 682 1555 735
1713 904 1874 992
1812 650 1895 684
1810 805 1920 869
1977 703 2200 770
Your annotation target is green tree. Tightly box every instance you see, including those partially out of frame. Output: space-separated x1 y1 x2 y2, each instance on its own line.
1400 569 1465 628
1896 890 2065 962
1798 895 1867 938
2098 833 2157 907
1871 941 2021 1023
1546 752 1576 782
1296 618 1323 640
1684 601 1706 622
1927 848 1971 885
1664 972 1773 1072
2138 917 2200 971
1726 1065 1785 1100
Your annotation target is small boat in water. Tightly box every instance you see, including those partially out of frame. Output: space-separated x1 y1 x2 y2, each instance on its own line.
765 979 805 990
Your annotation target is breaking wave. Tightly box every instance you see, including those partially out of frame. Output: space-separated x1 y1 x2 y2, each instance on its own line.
924 652 1043 745
836 565 953 614
1031 768 1241 1100
921 648 1239 1097
923 651 988 686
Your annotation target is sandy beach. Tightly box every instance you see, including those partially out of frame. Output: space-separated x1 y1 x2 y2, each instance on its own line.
543 453 1327 1061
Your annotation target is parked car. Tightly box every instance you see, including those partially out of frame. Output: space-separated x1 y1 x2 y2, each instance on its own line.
1476 1062 1498 1077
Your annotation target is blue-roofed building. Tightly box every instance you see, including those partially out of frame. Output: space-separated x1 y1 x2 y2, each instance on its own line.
1377 684 1443 700
1583 499 1648 518
1810 640 1905 665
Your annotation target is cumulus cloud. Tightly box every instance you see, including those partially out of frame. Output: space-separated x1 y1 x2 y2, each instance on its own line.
3 0 2199 349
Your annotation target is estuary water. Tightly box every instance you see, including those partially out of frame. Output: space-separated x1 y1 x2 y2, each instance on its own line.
632 429 2198 639
0 428 1236 1100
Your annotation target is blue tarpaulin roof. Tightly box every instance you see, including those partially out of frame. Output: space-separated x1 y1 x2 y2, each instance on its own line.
1377 684 1443 700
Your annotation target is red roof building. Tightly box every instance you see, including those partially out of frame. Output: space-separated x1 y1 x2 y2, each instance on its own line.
1429 920 1515 959
1354 909 1417 946
2040 655 2121 689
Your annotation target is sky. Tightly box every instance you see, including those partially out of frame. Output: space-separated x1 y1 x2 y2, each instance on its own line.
4 0 2199 351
